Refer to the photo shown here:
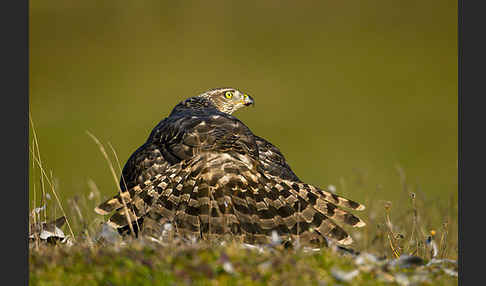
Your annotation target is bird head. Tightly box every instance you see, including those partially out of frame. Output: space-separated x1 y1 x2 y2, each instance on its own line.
197 87 254 114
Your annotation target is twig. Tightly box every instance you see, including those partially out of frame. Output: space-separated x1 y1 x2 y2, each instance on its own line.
29 146 76 240
86 131 136 237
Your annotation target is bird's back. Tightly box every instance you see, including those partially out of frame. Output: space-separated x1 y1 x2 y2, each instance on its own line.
119 96 259 191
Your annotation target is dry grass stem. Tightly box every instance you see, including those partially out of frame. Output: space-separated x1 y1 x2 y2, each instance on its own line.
107 142 142 233
86 131 136 237
29 114 75 240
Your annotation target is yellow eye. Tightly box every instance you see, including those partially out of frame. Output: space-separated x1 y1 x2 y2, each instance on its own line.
224 91 234 99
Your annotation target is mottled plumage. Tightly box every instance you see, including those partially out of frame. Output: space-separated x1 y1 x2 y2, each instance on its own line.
96 88 365 246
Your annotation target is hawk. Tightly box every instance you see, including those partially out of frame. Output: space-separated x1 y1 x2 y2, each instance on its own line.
95 88 365 246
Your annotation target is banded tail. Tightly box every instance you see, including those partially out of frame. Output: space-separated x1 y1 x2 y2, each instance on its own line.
95 152 365 245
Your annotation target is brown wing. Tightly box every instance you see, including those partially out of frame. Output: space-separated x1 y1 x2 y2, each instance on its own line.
254 135 301 182
96 107 259 216
118 104 258 191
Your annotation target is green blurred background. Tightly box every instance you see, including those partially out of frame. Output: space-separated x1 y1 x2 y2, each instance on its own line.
30 0 457 239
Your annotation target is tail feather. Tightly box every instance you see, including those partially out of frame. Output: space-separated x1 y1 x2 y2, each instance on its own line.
262 174 365 245
94 185 142 215
95 152 366 246
96 164 185 228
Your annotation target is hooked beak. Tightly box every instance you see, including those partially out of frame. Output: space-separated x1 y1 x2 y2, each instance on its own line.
243 94 254 106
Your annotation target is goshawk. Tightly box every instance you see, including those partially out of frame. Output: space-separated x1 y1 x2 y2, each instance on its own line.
95 88 365 246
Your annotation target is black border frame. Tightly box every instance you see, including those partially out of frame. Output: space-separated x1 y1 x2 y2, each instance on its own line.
459 0 486 285
2 0 29 285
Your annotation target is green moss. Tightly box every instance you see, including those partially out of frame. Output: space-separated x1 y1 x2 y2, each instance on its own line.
30 242 457 286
